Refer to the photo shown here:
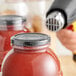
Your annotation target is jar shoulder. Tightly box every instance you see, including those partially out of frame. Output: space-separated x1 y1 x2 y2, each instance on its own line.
2 49 61 76
4 48 60 67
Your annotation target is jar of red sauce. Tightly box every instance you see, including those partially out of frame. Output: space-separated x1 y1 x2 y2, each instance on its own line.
0 15 30 70
2 33 63 76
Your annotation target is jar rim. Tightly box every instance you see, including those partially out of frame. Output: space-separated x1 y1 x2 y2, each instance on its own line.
11 33 51 47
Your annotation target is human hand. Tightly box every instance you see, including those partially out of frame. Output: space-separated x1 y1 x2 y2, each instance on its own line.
56 29 76 52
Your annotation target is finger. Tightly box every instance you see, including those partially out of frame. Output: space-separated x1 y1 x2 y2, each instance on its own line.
61 38 76 45
64 44 76 52
57 29 76 39
57 29 76 38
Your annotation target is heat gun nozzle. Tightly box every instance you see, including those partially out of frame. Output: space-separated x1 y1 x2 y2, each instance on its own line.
46 11 65 32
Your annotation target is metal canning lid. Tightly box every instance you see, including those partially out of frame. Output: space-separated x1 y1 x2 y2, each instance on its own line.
0 15 26 25
11 33 51 47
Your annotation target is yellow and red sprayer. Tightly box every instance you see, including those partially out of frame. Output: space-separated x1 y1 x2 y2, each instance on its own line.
46 0 76 61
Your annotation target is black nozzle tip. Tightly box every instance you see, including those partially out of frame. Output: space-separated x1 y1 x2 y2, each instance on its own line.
73 54 76 62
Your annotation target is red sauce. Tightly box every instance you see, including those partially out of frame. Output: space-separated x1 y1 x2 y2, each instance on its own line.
2 47 62 76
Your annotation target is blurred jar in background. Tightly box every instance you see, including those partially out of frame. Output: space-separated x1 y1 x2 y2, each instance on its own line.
0 0 32 32
0 0 36 32
0 0 28 17
0 0 48 33
26 0 47 33
0 15 30 71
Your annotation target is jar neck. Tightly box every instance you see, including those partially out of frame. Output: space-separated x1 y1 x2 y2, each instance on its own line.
0 24 25 31
13 44 49 53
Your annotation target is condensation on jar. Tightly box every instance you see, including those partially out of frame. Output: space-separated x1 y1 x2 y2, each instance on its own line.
0 15 30 69
2 33 63 76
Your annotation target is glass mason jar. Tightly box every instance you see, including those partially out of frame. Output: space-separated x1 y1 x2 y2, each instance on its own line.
0 15 30 70
2 33 63 76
